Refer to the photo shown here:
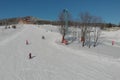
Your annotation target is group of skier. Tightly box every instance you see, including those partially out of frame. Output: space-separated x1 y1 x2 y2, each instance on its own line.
26 35 45 59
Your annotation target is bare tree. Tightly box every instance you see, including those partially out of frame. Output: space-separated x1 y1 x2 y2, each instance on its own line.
80 12 92 47
58 9 72 43
79 12 103 48
92 17 102 47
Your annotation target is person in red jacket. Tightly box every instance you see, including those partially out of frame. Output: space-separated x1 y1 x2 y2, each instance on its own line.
112 40 115 45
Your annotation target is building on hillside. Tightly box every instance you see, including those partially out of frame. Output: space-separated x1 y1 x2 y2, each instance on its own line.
18 19 26 24
17 16 36 24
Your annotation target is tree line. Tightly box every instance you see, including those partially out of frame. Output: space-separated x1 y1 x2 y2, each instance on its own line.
0 16 119 28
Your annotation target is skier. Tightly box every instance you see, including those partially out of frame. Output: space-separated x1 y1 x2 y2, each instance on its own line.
26 40 29 45
42 36 45 39
112 40 115 45
29 53 32 59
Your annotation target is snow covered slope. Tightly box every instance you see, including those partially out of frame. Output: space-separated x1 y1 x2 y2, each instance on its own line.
0 24 120 80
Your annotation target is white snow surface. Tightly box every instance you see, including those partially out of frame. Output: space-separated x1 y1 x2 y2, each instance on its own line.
0 24 120 80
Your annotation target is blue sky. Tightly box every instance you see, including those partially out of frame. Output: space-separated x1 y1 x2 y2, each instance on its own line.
0 0 120 24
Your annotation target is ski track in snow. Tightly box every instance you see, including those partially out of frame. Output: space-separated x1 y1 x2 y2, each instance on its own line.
0 24 120 80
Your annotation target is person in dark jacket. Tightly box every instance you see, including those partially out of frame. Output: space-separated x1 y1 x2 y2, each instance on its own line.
29 53 32 59
42 36 45 39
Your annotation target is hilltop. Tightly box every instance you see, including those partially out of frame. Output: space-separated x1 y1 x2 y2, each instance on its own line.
0 16 53 25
